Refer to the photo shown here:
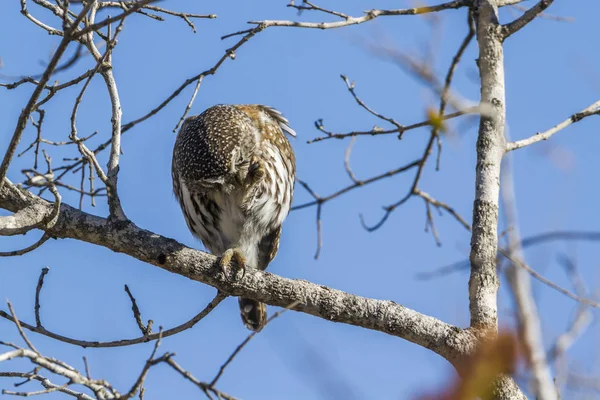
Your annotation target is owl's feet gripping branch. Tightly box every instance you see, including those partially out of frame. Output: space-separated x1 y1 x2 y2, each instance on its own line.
219 247 247 280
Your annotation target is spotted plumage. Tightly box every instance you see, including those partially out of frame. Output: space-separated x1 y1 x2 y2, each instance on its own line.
172 104 296 331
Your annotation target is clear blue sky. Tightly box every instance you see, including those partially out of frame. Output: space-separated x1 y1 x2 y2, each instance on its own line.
1 1 599 399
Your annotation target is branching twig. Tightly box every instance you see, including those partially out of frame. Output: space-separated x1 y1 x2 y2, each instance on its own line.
359 18 474 237
0 1 95 191
0 291 226 349
239 0 469 33
97 2 216 33
310 108 475 143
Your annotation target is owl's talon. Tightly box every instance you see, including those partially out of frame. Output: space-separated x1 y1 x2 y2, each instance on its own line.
219 248 246 280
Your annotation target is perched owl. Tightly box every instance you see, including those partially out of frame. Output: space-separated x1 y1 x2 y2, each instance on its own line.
172 104 296 331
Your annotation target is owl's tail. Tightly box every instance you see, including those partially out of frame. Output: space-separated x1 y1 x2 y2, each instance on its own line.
238 297 267 331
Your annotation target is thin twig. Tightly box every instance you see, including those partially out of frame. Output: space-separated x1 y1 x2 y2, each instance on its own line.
34 267 49 328
360 19 474 235
506 100 600 152
7 302 39 355
124 285 153 336
499 249 600 309
238 0 469 33
0 292 226 348
501 156 557 400
0 233 50 257
0 1 95 191
210 301 299 387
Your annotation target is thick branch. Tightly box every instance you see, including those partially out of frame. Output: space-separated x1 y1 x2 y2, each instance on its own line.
0 179 474 365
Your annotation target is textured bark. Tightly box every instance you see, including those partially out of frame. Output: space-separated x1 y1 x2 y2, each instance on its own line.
469 2 528 399
469 0 505 331
0 179 476 366
493 376 528 400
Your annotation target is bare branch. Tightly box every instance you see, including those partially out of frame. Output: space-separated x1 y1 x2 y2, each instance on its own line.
120 329 166 400
164 358 237 400
340 75 403 132
18 0 62 37
502 0 555 39
124 285 153 336
0 287 227 348
0 371 95 399
34 267 49 328
293 159 420 256
7 302 40 355
0 1 95 191
73 0 155 38
97 2 216 33
501 157 557 400
499 249 600 309
549 256 592 390
210 301 299 387
309 108 475 143
360 16 474 236
506 100 600 152
241 0 469 32
509 3 574 23
415 189 471 231
416 230 600 280
0 233 50 257
0 179 473 365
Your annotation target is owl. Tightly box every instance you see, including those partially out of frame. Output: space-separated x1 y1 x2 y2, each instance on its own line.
172 104 296 331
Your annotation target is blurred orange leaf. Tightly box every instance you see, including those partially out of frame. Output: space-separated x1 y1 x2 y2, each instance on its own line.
418 332 520 400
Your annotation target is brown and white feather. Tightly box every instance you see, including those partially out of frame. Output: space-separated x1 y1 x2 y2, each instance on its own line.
172 104 296 331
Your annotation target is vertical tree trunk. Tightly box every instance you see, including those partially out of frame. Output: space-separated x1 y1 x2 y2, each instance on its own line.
469 0 505 334
470 1 527 398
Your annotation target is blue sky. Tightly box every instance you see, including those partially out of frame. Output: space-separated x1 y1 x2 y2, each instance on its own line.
1 1 599 399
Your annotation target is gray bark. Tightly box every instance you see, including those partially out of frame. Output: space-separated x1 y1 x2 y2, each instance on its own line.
470 1 528 398
469 0 505 332
0 178 475 366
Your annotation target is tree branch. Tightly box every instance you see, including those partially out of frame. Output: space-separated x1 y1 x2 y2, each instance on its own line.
501 0 555 39
0 288 227 348
0 1 95 192
241 0 469 32
505 100 600 152
0 178 473 365
501 157 557 400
